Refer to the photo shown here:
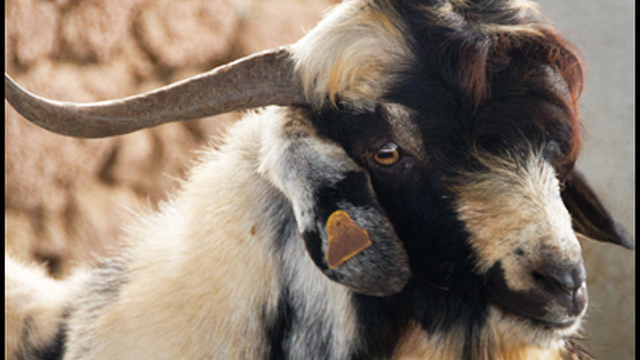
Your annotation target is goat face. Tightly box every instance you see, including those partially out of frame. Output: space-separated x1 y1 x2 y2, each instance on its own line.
314 100 587 342
302 0 631 343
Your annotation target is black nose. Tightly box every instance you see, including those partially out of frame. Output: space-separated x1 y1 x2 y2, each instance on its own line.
533 261 586 295
532 260 587 317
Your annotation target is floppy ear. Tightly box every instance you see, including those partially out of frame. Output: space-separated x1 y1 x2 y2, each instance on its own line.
259 107 411 296
561 170 634 249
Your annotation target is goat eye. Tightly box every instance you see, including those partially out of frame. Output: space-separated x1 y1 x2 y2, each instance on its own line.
374 143 400 166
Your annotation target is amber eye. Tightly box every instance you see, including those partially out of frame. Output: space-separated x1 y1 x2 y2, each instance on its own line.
374 143 400 165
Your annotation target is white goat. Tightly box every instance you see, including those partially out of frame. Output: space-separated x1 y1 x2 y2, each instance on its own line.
5 0 633 359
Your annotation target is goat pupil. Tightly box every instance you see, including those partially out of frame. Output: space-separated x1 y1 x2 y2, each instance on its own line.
374 143 400 165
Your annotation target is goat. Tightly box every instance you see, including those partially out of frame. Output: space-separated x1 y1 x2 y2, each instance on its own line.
4 0 634 359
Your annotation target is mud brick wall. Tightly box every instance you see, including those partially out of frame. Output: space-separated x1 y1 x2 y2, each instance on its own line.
5 0 339 277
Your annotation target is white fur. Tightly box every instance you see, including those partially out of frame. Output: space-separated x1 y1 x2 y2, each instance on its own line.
24 107 360 360
5 255 88 360
59 114 282 359
292 0 414 110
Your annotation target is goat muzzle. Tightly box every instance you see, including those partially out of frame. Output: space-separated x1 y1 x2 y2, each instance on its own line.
488 259 588 329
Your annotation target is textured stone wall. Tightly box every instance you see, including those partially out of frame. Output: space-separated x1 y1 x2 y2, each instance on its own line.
5 0 338 277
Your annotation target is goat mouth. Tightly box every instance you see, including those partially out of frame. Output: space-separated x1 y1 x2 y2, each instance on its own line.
492 290 586 331
493 299 581 330
486 263 587 331
527 316 578 330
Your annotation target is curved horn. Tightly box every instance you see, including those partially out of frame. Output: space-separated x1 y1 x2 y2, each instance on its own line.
5 46 307 138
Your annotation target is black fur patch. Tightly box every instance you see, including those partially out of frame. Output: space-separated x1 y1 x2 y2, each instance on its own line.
266 287 295 360
301 229 328 272
18 318 67 360
350 294 408 359
265 286 334 360
32 325 66 360
392 0 581 173
313 170 378 221
268 197 298 254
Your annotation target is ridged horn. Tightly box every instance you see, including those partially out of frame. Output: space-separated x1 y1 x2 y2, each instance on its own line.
5 46 307 138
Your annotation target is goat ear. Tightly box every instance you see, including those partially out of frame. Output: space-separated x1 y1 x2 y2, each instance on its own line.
300 169 411 297
259 109 411 296
561 170 634 249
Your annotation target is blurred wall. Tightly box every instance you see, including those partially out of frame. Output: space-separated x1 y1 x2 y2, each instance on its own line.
5 0 634 359
5 0 339 277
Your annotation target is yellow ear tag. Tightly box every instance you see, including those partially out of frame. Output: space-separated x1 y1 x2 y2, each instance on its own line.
326 210 372 269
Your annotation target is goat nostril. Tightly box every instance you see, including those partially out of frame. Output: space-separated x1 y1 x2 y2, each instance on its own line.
575 282 587 299
533 262 586 294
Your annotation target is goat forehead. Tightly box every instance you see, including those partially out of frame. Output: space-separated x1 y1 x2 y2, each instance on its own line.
384 67 578 176
419 0 541 26
293 0 550 107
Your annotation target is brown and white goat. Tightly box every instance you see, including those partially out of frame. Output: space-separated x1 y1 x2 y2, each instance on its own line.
5 0 634 359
